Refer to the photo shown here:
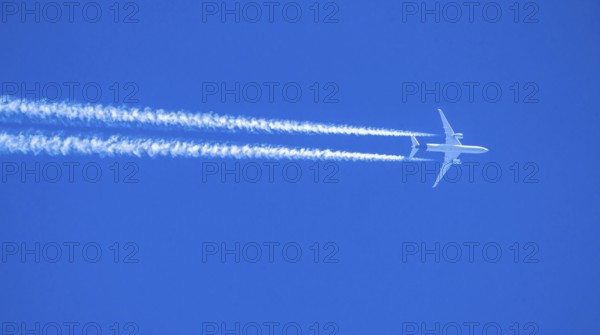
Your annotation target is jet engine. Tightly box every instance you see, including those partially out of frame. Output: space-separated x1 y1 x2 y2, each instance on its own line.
452 158 461 165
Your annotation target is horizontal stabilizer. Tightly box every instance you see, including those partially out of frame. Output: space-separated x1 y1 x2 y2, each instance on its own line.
409 136 419 159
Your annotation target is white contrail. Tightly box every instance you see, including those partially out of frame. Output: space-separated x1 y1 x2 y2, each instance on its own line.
0 132 423 162
0 97 433 137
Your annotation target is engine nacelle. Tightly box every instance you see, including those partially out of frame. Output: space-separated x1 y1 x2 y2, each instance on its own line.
454 133 464 139
452 158 461 165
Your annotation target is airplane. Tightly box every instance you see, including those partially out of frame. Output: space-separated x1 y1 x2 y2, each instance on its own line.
409 109 488 188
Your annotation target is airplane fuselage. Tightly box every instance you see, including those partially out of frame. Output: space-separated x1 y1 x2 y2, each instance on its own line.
426 143 488 155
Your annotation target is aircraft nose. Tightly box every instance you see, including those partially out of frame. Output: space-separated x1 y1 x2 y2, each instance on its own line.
483 147 489 153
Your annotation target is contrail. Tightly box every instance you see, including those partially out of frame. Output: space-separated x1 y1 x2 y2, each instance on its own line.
0 132 424 162
0 97 433 137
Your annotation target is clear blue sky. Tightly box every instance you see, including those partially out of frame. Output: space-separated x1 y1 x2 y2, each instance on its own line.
1 0 599 333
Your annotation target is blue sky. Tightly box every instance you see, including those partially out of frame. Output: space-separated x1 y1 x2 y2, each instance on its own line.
1 0 599 333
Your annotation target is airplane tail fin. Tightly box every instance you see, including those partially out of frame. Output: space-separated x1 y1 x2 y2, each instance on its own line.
409 136 419 159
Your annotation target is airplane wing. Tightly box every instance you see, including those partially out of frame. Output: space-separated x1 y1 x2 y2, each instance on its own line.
433 151 460 188
438 109 461 145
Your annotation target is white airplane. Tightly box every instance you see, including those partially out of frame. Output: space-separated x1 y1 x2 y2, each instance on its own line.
410 109 488 187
